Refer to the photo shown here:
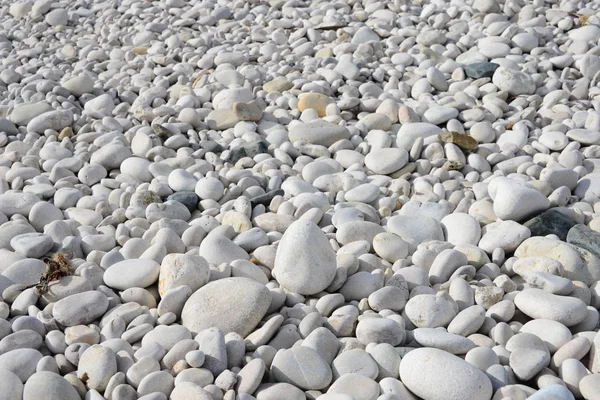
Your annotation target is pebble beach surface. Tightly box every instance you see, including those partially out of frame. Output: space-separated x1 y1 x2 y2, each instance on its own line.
1 0 600 399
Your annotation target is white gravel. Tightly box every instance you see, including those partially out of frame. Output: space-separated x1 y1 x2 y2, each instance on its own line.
0 0 600 399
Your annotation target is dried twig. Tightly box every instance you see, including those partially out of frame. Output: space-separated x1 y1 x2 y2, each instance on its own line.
25 252 74 295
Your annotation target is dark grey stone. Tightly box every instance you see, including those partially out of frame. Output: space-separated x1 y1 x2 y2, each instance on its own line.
167 191 199 212
567 224 600 259
523 208 578 241
463 62 500 79
251 189 284 207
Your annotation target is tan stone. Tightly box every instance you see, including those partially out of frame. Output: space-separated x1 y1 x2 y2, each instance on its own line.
297 93 333 117
222 210 252 233
58 126 73 140
439 131 478 151
442 160 464 170
315 48 334 58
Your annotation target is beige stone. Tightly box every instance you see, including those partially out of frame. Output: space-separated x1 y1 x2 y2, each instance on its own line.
298 93 333 117
263 79 293 93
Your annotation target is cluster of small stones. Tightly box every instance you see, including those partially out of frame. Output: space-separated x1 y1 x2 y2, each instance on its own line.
1 0 600 399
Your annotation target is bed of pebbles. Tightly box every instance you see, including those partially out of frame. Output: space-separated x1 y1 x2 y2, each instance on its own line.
1 0 600 399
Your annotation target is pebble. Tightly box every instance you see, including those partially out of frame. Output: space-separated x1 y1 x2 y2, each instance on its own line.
0 0 598 399
103 259 160 290
364 148 409 175
273 220 336 295
399 348 493 400
77 345 117 392
53 291 109 327
514 289 588 327
181 277 271 336
23 371 80 400
490 177 550 221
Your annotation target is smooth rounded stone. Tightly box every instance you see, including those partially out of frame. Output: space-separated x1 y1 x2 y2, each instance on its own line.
263 79 293 93
26 110 73 133
137 371 174 397
195 327 226 376
441 213 481 246
372 232 408 263
194 177 224 201
331 348 378 380
528 384 576 400
53 291 109 327
429 249 468 285
62 74 94 97
400 348 492 400
199 233 249 266
288 120 351 147
520 319 572 354
424 106 458 125
404 293 458 328
515 237 600 286
181 277 270 337
84 93 115 118
270 346 332 390
447 305 486 337
356 317 404 346
525 271 574 295
255 383 306 400
158 254 209 296
579 374 600 400
45 7 67 25
514 289 587 327
386 215 444 250
344 183 380 203
326 373 380 400
575 173 600 199
0 329 41 354
167 191 198 212
296 327 338 366
364 148 409 175
0 369 23 400
551 337 591 370
170 382 213 400
221 211 252 233
368 285 409 312
463 62 499 79
89 143 132 171
235 358 265 394
492 67 536 96
297 93 332 117
490 177 549 221
478 221 531 253
10 233 53 258
103 259 160 290
412 328 476 355
507 333 551 381
465 347 499 371
10 102 53 125
0 348 42 382
336 221 385 247
273 220 336 295
38 276 78 305
77 345 117 392
523 209 578 241
396 123 442 150
23 371 79 400
0 193 40 218
339 270 384 302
